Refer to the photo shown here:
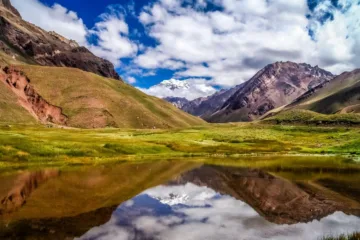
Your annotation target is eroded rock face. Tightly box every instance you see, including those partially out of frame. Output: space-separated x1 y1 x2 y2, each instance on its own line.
0 0 20 17
0 2 120 80
0 66 68 125
208 62 334 122
0 170 60 214
173 166 345 224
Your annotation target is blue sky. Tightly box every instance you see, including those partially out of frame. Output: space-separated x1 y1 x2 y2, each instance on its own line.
11 0 360 100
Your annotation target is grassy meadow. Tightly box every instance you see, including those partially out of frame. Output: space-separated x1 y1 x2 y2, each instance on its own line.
0 122 360 170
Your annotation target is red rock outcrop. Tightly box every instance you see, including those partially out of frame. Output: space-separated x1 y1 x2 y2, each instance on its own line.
0 66 68 125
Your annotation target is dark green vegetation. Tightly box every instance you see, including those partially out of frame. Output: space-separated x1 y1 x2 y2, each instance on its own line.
0 123 360 170
321 233 360 240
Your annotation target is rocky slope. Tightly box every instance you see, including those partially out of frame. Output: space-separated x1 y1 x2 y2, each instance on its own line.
0 66 67 125
0 0 120 80
0 0 19 17
181 83 245 119
287 68 360 114
164 83 244 119
163 97 189 108
208 61 334 122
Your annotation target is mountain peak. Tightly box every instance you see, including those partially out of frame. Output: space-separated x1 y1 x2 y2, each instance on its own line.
159 79 190 90
0 0 21 17
208 62 335 122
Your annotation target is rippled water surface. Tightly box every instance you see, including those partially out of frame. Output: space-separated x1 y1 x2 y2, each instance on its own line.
0 160 360 240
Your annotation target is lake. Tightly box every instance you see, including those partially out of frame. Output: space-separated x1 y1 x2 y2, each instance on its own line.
0 158 359 240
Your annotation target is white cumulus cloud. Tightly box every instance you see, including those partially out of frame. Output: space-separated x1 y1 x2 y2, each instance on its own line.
135 0 360 90
12 0 88 44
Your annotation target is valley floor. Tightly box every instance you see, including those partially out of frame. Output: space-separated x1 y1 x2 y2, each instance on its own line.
0 123 360 170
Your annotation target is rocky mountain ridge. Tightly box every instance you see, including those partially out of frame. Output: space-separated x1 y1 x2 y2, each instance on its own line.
165 62 334 122
0 0 120 80
181 83 244 119
208 62 334 122
283 68 360 115
0 0 19 17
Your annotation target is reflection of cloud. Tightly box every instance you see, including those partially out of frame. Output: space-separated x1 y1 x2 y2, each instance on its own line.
78 183 360 240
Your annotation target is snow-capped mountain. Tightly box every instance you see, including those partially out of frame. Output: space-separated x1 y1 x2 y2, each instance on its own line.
158 79 190 90
141 78 217 100
144 183 217 206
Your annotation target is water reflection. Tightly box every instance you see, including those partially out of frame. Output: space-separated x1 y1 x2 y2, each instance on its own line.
0 162 359 239
0 169 59 214
0 161 197 239
171 166 353 224
79 183 360 240
77 166 360 240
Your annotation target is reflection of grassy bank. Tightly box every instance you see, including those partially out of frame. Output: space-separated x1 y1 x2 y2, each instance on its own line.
0 161 197 221
0 161 198 239
321 232 360 240
0 123 360 169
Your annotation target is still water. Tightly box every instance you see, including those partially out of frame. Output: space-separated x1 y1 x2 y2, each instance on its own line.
0 160 359 240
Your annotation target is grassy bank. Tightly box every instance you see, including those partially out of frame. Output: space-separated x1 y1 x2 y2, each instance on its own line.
264 109 360 125
321 232 360 240
0 123 360 169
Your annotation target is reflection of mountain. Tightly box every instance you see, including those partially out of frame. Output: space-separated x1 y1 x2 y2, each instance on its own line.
172 166 356 224
0 169 59 214
0 161 197 239
79 181 360 240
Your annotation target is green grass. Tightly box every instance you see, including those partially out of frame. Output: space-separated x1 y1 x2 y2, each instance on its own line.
321 232 360 240
16 65 204 129
264 109 360 125
0 123 360 169
0 64 204 129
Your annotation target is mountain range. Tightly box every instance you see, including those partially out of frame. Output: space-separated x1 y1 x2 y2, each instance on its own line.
0 0 204 128
166 62 337 122
277 68 360 115
0 1 120 80
1 0 359 128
